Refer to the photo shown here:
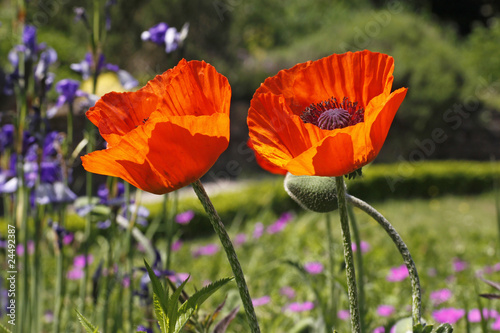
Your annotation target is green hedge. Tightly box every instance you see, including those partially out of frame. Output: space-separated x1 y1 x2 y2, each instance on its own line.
3 161 496 238
145 160 500 239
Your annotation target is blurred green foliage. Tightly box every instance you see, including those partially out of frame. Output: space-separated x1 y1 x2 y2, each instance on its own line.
146 160 500 240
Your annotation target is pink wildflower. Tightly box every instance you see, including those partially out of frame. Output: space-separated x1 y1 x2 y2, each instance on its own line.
386 265 409 282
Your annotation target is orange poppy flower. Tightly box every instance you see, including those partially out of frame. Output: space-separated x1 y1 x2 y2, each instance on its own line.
248 50 407 177
81 59 231 194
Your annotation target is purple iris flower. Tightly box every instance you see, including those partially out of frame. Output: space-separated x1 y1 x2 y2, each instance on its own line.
22 25 38 57
47 79 86 118
137 325 153 333
34 47 57 90
0 124 14 152
141 22 189 53
49 220 72 249
104 0 117 31
40 161 62 183
141 22 169 44
70 52 138 89
3 25 45 95
42 131 60 157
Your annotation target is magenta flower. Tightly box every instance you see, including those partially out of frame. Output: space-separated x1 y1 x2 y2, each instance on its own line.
16 244 25 256
122 276 130 288
67 267 84 280
234 233 247 246
427 267 437 277
377 305 395 317
493 317 500 330
266 212 293 234
338 309 350 321
304 262 324 275
73 254 94 268
63 233 74 245
285 301 314 312
352 241 370 253
253 222 264 239
386 265 409 282
468 308 499 322
171 240 182 252
432 308 465 324
430 288 452 306
373 327 385 333
175 210 195 224
192 244 219 257
280 286 296 299
452 258 468 272
252 296 271 307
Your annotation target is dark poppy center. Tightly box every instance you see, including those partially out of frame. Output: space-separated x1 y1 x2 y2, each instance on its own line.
300 97 365 130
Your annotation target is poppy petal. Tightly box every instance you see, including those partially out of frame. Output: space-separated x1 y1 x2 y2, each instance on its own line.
290 51 395 114
86 90 159 147
247 139 287 175
145 60 231 117
248 93 327 169
367 87 408 153
82 113 229 194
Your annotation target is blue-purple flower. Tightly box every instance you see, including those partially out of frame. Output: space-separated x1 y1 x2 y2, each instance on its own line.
141 22 189 53
4 25 47 95
70 52 138 90
47 79 86 118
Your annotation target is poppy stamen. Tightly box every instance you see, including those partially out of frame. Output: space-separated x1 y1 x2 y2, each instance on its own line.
301 97 365 130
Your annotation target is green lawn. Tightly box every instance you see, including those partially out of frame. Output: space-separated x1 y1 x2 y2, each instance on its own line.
161 191 499 332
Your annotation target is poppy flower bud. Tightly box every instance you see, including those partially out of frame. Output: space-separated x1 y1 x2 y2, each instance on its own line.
284 173 340 213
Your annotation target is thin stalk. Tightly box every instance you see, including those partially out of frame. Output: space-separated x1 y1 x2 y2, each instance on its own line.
32 204 45 332
325 214 338 331
335 176 361 333
101 216 116 333
191 180 261 333
53 243 65 333
162 193 170 274
348 205 366 331
166 191 178 272
124 182 135 333
346 194 422 326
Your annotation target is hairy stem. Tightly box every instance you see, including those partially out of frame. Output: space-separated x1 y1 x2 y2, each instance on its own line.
335 177 361 332
347 194 422 326
192 180 261 333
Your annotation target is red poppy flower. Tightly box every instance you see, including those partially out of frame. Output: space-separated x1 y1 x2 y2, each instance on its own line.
248 50 407 177
81 59 231 194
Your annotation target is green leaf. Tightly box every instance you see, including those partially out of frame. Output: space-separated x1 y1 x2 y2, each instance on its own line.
0 322 13 333
144 259 169 315
154 294 169 333
75 309 100 333
174 277 234 332
167 277 191 333
213 306 240 333
435 323 453 333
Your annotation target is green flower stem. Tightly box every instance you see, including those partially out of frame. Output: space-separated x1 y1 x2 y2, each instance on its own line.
168 191 178 271
325 214 338 330
346 194 422 326
191 180 261 333
53 244 65 333
348 205 366 331
335 176 361 333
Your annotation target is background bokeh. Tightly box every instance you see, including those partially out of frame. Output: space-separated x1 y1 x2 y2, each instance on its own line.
1 0 500 182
